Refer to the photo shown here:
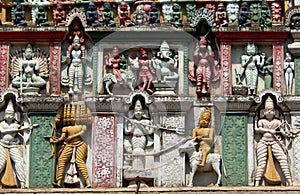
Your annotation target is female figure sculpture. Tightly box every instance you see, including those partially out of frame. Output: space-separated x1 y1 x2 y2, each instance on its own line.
284 52 294 95
255 96 292 186
240 43 265 95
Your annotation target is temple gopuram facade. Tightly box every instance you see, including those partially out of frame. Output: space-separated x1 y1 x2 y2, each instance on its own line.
1 0 300 193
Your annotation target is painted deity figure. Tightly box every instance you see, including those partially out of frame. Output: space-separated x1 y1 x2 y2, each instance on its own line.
0 99 32 188
11 44 47 93
152 40 178 82
170 3 183 28
53 104 91 188
148 3 160 26
35 6 49 26
260 2 272 27
67 19 86 59
86 2 100 27
102 2 116 27
118 2 133 27
240 43 265 95
14 4 27 26
271 2 282 23
215 3 228 28
188 36 218 96
227 3 239 25
105 46 123 84
250 3 261 24
239 2 251 27
261 56 273 89
192 107 214 167
255 96 292 186
186 3 196 23
284 52 294 95
137 48 156 94
162 3 173 23
132 5 147 25
53 3 66 26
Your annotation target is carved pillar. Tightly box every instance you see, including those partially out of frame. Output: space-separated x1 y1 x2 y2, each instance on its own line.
29 112 55 188
221 113 248 185
0 42 9 92
49 42 61 95
92 114 116 187
220 42 232 95
273 42 284 93
290 112 300 185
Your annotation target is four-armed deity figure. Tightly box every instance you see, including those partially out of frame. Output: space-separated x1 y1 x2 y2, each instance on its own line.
239 43 265 95
255 96 292 186
0 99 32 188
192 107 214 167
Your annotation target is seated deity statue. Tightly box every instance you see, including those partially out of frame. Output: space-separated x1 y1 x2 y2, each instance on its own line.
238 2 251 27
227 3 239 25
53 3 67 26
86 2 100 27
118 2 133 27
254 96 292 186
11 44 47 95
36 6 49 26
215 3 228 28
132 5 147 26
170 3 183 28
102 2 116 27
192 107 214 167
0 98 32 188
162 3 173 23
249 3 261 24
271 2 282 23
14 4 27 26
260 2 272 27
149 3 160 26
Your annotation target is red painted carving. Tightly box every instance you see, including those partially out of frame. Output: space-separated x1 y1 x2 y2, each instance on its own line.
0 42 9 93
273 43 283 93
50 42 61 95
221 42 231 95
92 115 116 187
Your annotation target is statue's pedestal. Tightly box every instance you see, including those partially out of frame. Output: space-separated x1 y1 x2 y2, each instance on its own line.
232 85 248 96
19 87 40 95
153 80 177 95
123 169 154 187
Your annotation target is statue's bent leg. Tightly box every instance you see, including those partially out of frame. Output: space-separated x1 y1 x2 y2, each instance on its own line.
272 143 292 185
9 147 26 188
255 141 267 186
56 146 73 186
75 143 90 187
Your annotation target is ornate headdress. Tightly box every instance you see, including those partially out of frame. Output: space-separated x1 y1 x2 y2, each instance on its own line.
265 96 274 110
160 40 170 51
198 107 211 125
5 99 15 115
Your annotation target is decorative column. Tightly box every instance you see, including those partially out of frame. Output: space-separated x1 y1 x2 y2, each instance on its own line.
49 42 61 95
29 112 56 188
220 42 232 95
221 113 248 185
273 42 284 94
0 42 9 93
92 114 117 187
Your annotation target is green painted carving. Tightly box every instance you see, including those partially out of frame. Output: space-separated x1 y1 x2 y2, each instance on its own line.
92 44 99 95
221 113 248 186
294 58 300 95
29 112 56 188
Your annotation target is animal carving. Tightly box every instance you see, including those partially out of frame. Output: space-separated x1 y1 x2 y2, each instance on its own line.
179 139 222 186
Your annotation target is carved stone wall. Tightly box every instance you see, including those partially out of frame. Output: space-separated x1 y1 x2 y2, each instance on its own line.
221 113 248 186
29 112 55 188
0 42 9 93
273 42 284 93
49 42 61 96
220 42 232 95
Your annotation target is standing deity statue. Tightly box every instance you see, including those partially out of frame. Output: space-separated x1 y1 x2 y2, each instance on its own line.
10 44 48 95
261 56 273 89
13 4 27 26
271 2 282 23
170 3 183 28
148 3 160 26
284 52 294 95
238 2 251 27
188 36 219 96
52 104 91 188
260 2 272 27
137 48 156 94
215 3 228 28
239 43 265 95
255 96 292 186
102 2 116 27
0 98 33 188
226 3 239 25
86 2 100 27
105 46 123 84
192 107 214 167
